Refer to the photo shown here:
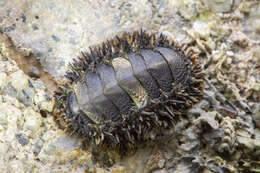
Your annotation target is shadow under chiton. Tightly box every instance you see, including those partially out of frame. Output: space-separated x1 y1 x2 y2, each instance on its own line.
53 30 204 155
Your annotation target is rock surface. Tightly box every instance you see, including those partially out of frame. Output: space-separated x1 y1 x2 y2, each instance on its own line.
0 0 259 172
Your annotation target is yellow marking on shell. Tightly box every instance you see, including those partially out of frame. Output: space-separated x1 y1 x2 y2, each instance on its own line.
112 57 148 108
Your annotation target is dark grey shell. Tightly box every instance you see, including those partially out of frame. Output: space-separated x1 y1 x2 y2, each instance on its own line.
54 30 204 153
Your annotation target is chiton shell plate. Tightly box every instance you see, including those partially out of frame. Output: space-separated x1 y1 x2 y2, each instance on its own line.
54 30 204 152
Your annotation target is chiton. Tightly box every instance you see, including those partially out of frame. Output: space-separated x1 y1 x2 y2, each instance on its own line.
54 30 204 153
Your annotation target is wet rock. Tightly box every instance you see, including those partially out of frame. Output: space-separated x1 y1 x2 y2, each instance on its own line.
34 89 54 112
237 136 260 155
17 88 34 106
6 70 35 106
180 141 200 152
0 0 259 172
2 83 17 98
3 26 16 32
178 1 198 20
252 103 260 128
15 133 29 146
0 141 8 156
9 70 29 91
239 161 260 173
193 21 210 39
8 160 25 173
243 3 260 40
218 117 236 154
51 35 60 42
0 109 8 127
33 139 44 156
23 107 42 133
198 100 211 111
187 107 202 118
0 72 7 90
44 136 81 157
201 0 234 13
146 151 165 171
195 112 219 130
53 136 81 151
81 153 96 173
0 102 22 132
205 157 235 173
174 156 202 173
28 66 40 78
152 169 168 173
216 105 237 118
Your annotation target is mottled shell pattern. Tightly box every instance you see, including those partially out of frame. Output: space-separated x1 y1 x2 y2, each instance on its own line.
54 30 204 152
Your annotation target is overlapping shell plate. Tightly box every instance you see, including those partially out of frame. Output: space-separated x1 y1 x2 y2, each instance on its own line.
53 30 204 154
